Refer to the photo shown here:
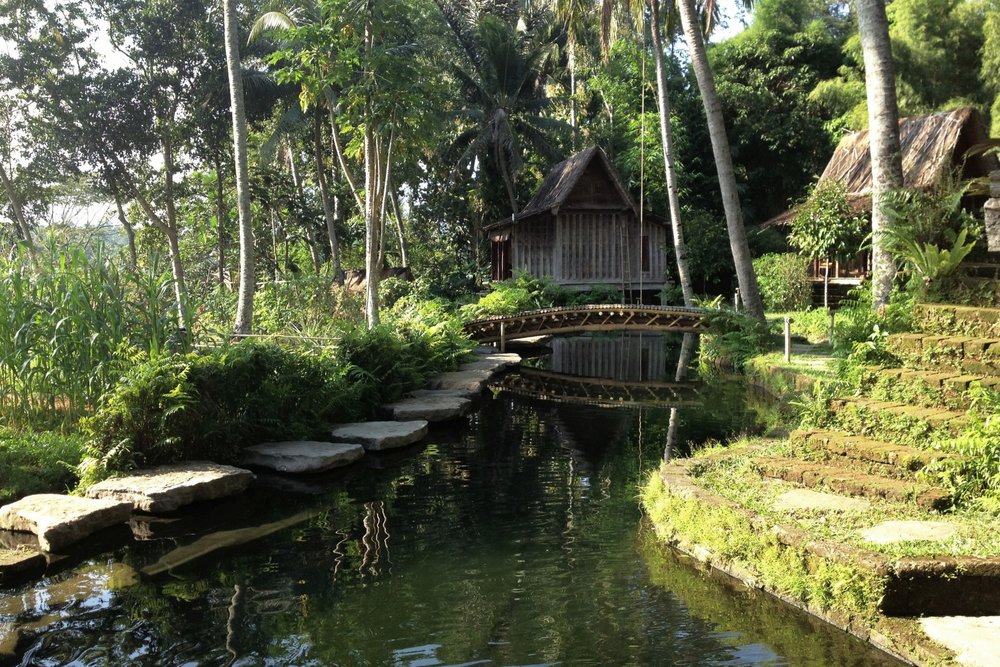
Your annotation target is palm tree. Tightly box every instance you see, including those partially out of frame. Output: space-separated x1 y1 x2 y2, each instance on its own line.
854 0 903 309
224 0 255 336
600 0 695 306
450 16 565 216
674 0 765 320
555 0 591 147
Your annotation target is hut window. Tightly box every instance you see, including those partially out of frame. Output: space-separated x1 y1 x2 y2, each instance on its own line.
641 235 650 272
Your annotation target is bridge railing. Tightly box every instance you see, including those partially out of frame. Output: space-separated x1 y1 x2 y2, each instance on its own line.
463 304 709 344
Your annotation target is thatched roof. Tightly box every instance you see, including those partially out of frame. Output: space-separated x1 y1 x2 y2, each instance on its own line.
765 107 995 227
491 146 639 229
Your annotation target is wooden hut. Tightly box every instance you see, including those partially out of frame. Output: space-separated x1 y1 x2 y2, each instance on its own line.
487 146 669 295
765 107 997 283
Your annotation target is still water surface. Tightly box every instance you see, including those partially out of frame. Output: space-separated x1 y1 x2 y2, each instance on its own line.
0 336 902 666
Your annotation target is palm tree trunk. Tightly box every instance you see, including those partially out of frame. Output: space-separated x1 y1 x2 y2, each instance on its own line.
0 162 36 260
855 0 903 309
224 0 255 336
569 40 578 150
675 0 765 321
649 1 694 307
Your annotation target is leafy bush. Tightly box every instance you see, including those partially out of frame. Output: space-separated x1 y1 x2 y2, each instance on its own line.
752 253 812 312
831 284 915 361
0 429 85 504
788 182 867 266
699 307 773 371
459 273 629 320
80 319 470 485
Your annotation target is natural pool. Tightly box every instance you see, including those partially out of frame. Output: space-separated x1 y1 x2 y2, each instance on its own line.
0 336 902 666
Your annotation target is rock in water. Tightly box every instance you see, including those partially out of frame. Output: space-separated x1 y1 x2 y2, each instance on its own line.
85 462 255 513
382 395 472 422
0 494 132 552
242 441 364 474
330 420 428 451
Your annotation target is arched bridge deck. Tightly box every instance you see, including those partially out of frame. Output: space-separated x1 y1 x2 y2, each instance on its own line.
490 368 703 409
464 304 708 343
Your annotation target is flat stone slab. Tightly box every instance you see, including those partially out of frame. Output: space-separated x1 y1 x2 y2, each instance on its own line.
409 387 481 401
85 462 255 513
860 520 959 545
383 395 471 422
921 616 1000 667
0 548 45 584
773 489 870 513
459 359 511 373
0 494 132 552
242 441 364 474
428 369 493 393
330 420 428 451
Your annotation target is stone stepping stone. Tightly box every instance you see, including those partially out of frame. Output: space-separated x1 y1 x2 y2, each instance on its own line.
459 359 511 373
920 616 1000 667
242 441 364 474
0 494 132 552
330 420 428 451
860 520 959 545
773 489 870 513
85 462 255 513
409 387 481 401
428 369 493 393
0 548 45 585
382 395 471 422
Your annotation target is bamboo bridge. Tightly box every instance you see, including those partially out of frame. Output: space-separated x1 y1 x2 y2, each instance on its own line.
463 304 708 344
489 367 702 409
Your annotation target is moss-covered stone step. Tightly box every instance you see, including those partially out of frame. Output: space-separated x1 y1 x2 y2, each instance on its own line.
861 366 1000 410
791 429 952 472
887 333 1000 376
827 397 969 443
914 303 1000 338
753 456 951 509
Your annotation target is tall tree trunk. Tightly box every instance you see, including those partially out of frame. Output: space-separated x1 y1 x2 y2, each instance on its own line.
364 123 380 328
855 0 903 310
0 162 36 260
569 40 578 150
213 159 227 288
675 0 765 321
313 112 342 279
111 186 138 271
224 0 255 336
390 182 408 267
287 143 322 272
649 1 694 307
157 135 189 330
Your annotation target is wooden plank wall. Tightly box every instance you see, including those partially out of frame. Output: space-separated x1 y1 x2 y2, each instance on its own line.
547 334 668 382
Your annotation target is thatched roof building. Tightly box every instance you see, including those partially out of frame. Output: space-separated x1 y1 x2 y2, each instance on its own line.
765 107 996 227
487 146 669 294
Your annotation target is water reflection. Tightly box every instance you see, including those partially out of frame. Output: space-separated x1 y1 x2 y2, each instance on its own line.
0 335 902 666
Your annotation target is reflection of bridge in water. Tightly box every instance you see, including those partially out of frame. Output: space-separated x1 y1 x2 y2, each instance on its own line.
464 305 708 344
490 367 702 409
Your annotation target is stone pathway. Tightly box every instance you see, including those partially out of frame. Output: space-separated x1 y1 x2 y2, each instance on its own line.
0 494 132 552
85 462 255 513
860 520 959 545
331 420 428 451
773 488 870 513
242 441 364 474
920 616 1000 667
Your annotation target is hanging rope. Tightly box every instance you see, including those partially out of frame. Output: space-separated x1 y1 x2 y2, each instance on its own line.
638 10 647 304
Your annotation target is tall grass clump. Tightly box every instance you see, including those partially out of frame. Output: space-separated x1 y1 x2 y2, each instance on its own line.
0 243 184 428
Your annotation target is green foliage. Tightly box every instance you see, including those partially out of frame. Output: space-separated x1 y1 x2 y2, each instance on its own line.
0 429 85 504
458 273 626 320
831 285 916 359
926 386 1000 507
699 307 774 371
752 253 812 312
788 182 867 262
80 320 469 485
0 242 184 429
882 184 981 300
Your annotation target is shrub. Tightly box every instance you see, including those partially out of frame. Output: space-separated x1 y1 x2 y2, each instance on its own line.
699 307 773 371
752 253 812 311
80 318 470 485
0 429 85 504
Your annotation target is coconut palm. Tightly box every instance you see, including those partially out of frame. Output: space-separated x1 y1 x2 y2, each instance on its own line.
854 0 903 309
674 0 765 320
450 16 566 216
224 0 255 335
